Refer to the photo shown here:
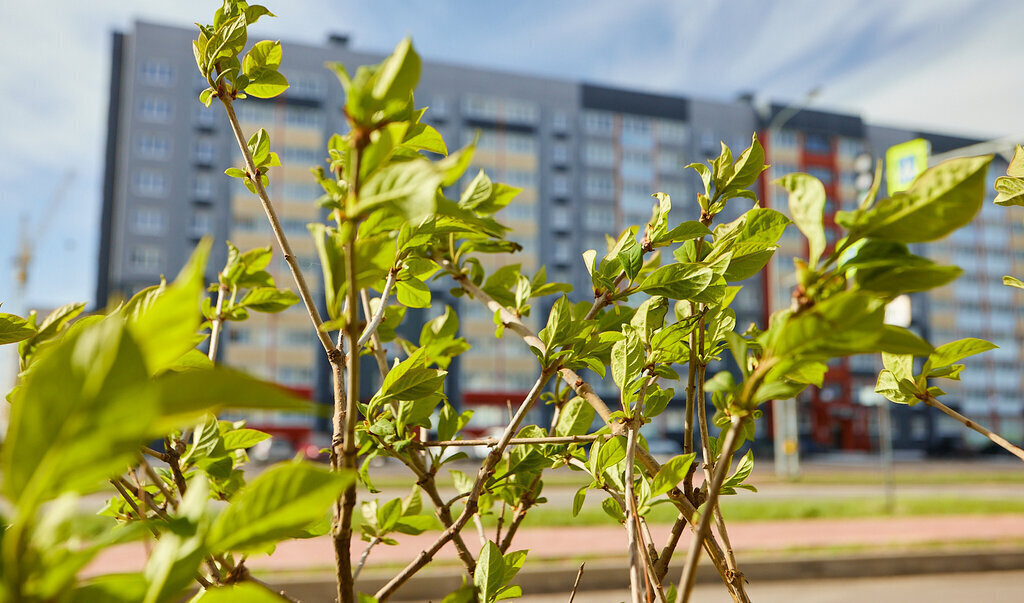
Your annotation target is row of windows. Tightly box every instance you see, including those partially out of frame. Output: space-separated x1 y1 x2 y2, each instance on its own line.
582 111 689 145
462 95 540 125
130 207 214 237
236 103 326 129
228 327 310 348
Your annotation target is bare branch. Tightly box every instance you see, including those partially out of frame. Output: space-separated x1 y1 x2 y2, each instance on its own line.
216 95 336 356
568 562 586 603
441 259 620 434
419 434 610 448
358 270 398 347
374 368 555 600
352 536 380 581
924 395 1024 462
676 416 745 603
208 283 227 361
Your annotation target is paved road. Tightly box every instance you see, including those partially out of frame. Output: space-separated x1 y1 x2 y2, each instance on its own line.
521 570 1024 602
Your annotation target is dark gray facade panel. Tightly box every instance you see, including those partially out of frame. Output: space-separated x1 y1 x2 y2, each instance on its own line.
581 84 689 120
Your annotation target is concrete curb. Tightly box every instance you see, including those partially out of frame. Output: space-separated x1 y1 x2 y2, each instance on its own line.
263 549 1024 601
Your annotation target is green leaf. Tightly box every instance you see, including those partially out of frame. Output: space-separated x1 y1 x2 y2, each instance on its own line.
840 155 992 243
651 453 696 497
70 573 148 603
856 263 962 295
1004 275 1024 290
308 223 345 320
555 396 596 437
725 134 767 192
152 367 311 429
208 462 354 553
243 40 282 73
638 263 714 299
395 277 432 308
610 326 644 393
777 173 826 266
541 295 572 349
125 238 211 374
875 369 917 405
4 316 155 507
221 428 271 450
237 287 300 313
596 436 627 474
474 541 506 603
144 477 210 603
374 349 446 404
876 325 934 356
357 160 442 222
247 129 271 166
246 69 289 99
929 338 998 368
572 486 588 517
994 176 1024 206
0 312 35 344
372 37 421 102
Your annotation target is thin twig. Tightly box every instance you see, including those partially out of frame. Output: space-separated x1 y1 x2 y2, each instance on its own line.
216 94 335 355
625 425 644 603
472 514 488 548
138 455 176 510
654 514 687 580
142 446 171 463
441 259 621 434
676 416 744 603
568 562 586 603
357 270 398 346
374 369 555 600
924 395 1024 462
208 283 227 361
359 289 390 376
419 434 610 447
352 536 381 581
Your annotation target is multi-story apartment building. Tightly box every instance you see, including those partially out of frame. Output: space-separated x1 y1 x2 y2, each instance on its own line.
98 21 1023 454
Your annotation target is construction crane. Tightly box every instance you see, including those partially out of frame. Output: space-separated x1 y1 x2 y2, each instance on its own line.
14 169 74 296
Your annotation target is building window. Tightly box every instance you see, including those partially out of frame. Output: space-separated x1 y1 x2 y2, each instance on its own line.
194 137 216 164
140 60 174 86
582 110 614 135
584 173 614 198
552 143 569 164
288 72 326 99
584 206 615 231
140 97 173 123
804 133 832 154
277 365 314 386
190 209 213 236
552 111 569 133
284 106 324 129
283 146 321 164
838 137 865 157
583 142 615 167
135 133 171 160
772 129 798 150
551 174 570 197
129 246 163 272
806 166 834 185
430 95 449 119
130 207 166 235
133 170 167 197
193 173 213 200
656 119 688 145
194 105 216 128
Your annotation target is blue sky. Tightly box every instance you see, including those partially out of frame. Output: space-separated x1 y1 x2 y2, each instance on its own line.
3 0 1024 311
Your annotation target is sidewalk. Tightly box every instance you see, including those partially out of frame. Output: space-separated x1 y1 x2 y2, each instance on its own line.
87 513 1024 576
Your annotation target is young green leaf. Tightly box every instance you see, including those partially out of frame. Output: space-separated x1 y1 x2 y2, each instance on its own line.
777 173 826 266
207 462 354 553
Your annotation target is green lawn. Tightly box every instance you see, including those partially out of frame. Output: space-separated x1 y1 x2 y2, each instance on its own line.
503 496 1024 528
